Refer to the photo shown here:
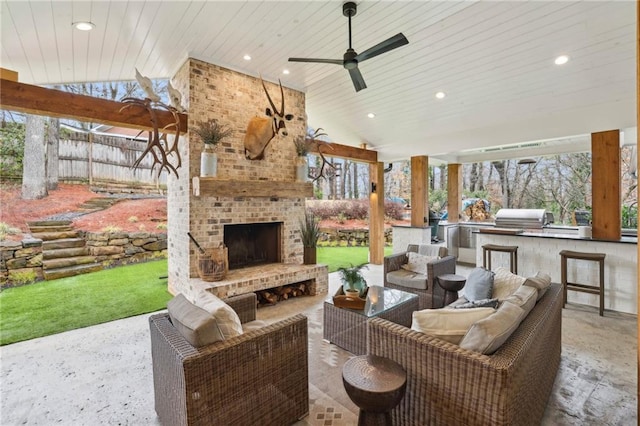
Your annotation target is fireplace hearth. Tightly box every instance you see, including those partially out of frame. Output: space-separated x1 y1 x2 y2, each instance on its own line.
224 222 282 269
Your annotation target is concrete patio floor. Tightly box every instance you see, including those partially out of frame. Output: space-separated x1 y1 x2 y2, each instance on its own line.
1 264 637 425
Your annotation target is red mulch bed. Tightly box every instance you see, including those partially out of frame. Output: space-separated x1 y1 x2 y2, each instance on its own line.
0 183 167 237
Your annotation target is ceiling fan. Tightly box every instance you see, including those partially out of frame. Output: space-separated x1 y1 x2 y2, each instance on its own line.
288 2 409 92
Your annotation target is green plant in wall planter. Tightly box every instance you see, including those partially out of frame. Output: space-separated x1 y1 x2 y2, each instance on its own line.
299 211 320 264
193 119 233 177
337 263 368 298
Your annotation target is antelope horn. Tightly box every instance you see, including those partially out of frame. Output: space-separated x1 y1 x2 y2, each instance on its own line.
279 79 284 115
260 77 278 115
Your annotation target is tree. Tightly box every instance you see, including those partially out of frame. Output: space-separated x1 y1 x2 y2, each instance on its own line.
22 115 47 199
46 118 59 190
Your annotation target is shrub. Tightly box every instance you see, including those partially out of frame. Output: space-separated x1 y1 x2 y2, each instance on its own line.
384 201 405 221
156 223 168 230
101 225 122 233
128 216 139 223
0 222 21 241
8 270 37 286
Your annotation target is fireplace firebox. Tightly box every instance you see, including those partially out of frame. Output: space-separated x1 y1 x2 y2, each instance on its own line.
224 222 282 269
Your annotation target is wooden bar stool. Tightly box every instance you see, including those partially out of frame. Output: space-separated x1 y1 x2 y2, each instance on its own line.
482 244 518 274
560 250 606 316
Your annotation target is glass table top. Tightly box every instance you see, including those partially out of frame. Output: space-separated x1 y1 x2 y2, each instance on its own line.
326 285 418 318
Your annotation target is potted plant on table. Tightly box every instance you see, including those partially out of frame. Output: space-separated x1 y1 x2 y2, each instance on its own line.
193 119 233 177
337 263 368 298
299 211 320 264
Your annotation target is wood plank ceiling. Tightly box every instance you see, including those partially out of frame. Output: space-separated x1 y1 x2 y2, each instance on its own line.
1 1 636 163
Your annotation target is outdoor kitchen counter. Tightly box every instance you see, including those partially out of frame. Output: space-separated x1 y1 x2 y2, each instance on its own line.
474 231 637 315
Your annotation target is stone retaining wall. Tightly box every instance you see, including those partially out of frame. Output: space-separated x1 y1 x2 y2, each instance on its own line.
81 231 168 267
0 231 167 287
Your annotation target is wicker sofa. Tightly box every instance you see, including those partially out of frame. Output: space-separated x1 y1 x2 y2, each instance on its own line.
367 283 562 426
149 293 308 426
384 244 456 309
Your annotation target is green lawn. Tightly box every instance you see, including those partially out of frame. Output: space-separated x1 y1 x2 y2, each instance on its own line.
317 246 392 272
0 248 389 345
0 259 171 345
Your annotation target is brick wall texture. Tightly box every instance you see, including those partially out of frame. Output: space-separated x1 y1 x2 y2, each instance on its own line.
168 59 309 296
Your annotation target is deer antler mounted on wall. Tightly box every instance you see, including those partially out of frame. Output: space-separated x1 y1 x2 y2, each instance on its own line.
243 78 293 160
303 128 335 182
121 69 184 178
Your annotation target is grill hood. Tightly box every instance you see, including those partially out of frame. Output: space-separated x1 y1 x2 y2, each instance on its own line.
494 209 547 229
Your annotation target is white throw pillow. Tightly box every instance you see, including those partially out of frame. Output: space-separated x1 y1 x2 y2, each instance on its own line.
167 293 225 347
459 301 525 354
401 252 439 274
411 307 495 344
193 290 243 339
523 271 552 301
492 267 526 301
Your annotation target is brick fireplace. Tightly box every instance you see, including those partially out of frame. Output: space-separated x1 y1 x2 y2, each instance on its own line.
166 58 328 299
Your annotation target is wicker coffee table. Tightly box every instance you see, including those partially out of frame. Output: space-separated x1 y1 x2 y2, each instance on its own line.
323 286 419 355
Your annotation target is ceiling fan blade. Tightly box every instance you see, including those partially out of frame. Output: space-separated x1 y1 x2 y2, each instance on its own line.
288 57 343 65
349 67 367 92
355 33 409 62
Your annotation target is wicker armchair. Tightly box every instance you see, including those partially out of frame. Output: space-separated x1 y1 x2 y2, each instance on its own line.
149 293 308 426
383 244 456 309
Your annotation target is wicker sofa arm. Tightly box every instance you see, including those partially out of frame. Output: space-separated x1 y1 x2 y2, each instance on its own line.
427 255 457 303
223 293 257 323
150 312 309 426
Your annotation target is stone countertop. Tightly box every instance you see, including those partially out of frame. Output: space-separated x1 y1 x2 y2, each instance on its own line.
474 229 637 245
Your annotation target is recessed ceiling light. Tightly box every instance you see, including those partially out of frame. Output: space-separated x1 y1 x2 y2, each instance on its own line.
243 54 252 61
282 69 290 75
554 55 569 65
73 21 95 31
435 91 446 99
367 113 375 119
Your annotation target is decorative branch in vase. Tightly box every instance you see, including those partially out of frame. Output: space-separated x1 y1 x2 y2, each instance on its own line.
193 119 233 177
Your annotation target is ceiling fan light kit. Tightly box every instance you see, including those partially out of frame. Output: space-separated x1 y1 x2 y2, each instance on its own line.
288 1 409 92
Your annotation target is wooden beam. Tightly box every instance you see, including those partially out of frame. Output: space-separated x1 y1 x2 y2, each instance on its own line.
309 141 377 163
411 156 428 227
591 130 621 240
192 178 313 198
1 68 18 82
447 163 463 223
369 162 385 264
0 79 187 133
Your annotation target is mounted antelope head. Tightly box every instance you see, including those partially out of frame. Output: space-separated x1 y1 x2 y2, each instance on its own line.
244 78 293 160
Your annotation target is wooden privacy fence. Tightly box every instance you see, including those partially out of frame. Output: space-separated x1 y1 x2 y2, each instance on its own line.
58 131 167 187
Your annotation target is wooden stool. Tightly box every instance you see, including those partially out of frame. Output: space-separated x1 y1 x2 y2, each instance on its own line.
482 244 518 274
343 355 407 426
560 250 606 316
437 274 467 306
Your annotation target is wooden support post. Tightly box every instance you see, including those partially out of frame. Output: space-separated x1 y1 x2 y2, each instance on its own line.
447 163 462 223
369 162 385 265
591 130 621 240
410 156 428 227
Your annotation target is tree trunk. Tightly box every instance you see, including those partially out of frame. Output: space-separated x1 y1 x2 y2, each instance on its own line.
46 118 59 190
22 115 48 200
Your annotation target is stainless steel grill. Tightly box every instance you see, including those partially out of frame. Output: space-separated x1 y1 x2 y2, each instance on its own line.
494 209 547 229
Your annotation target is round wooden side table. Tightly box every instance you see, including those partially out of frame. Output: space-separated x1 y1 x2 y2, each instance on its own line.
437 274 467 305
342 354 407 426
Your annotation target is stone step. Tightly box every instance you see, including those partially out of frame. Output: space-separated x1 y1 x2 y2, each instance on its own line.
31 230 79 241
43 263 103 281
43 255 97 270
77 197 121 210
28 224 74 233
42 238 86 250
27 220 72 227
43 246 90 260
